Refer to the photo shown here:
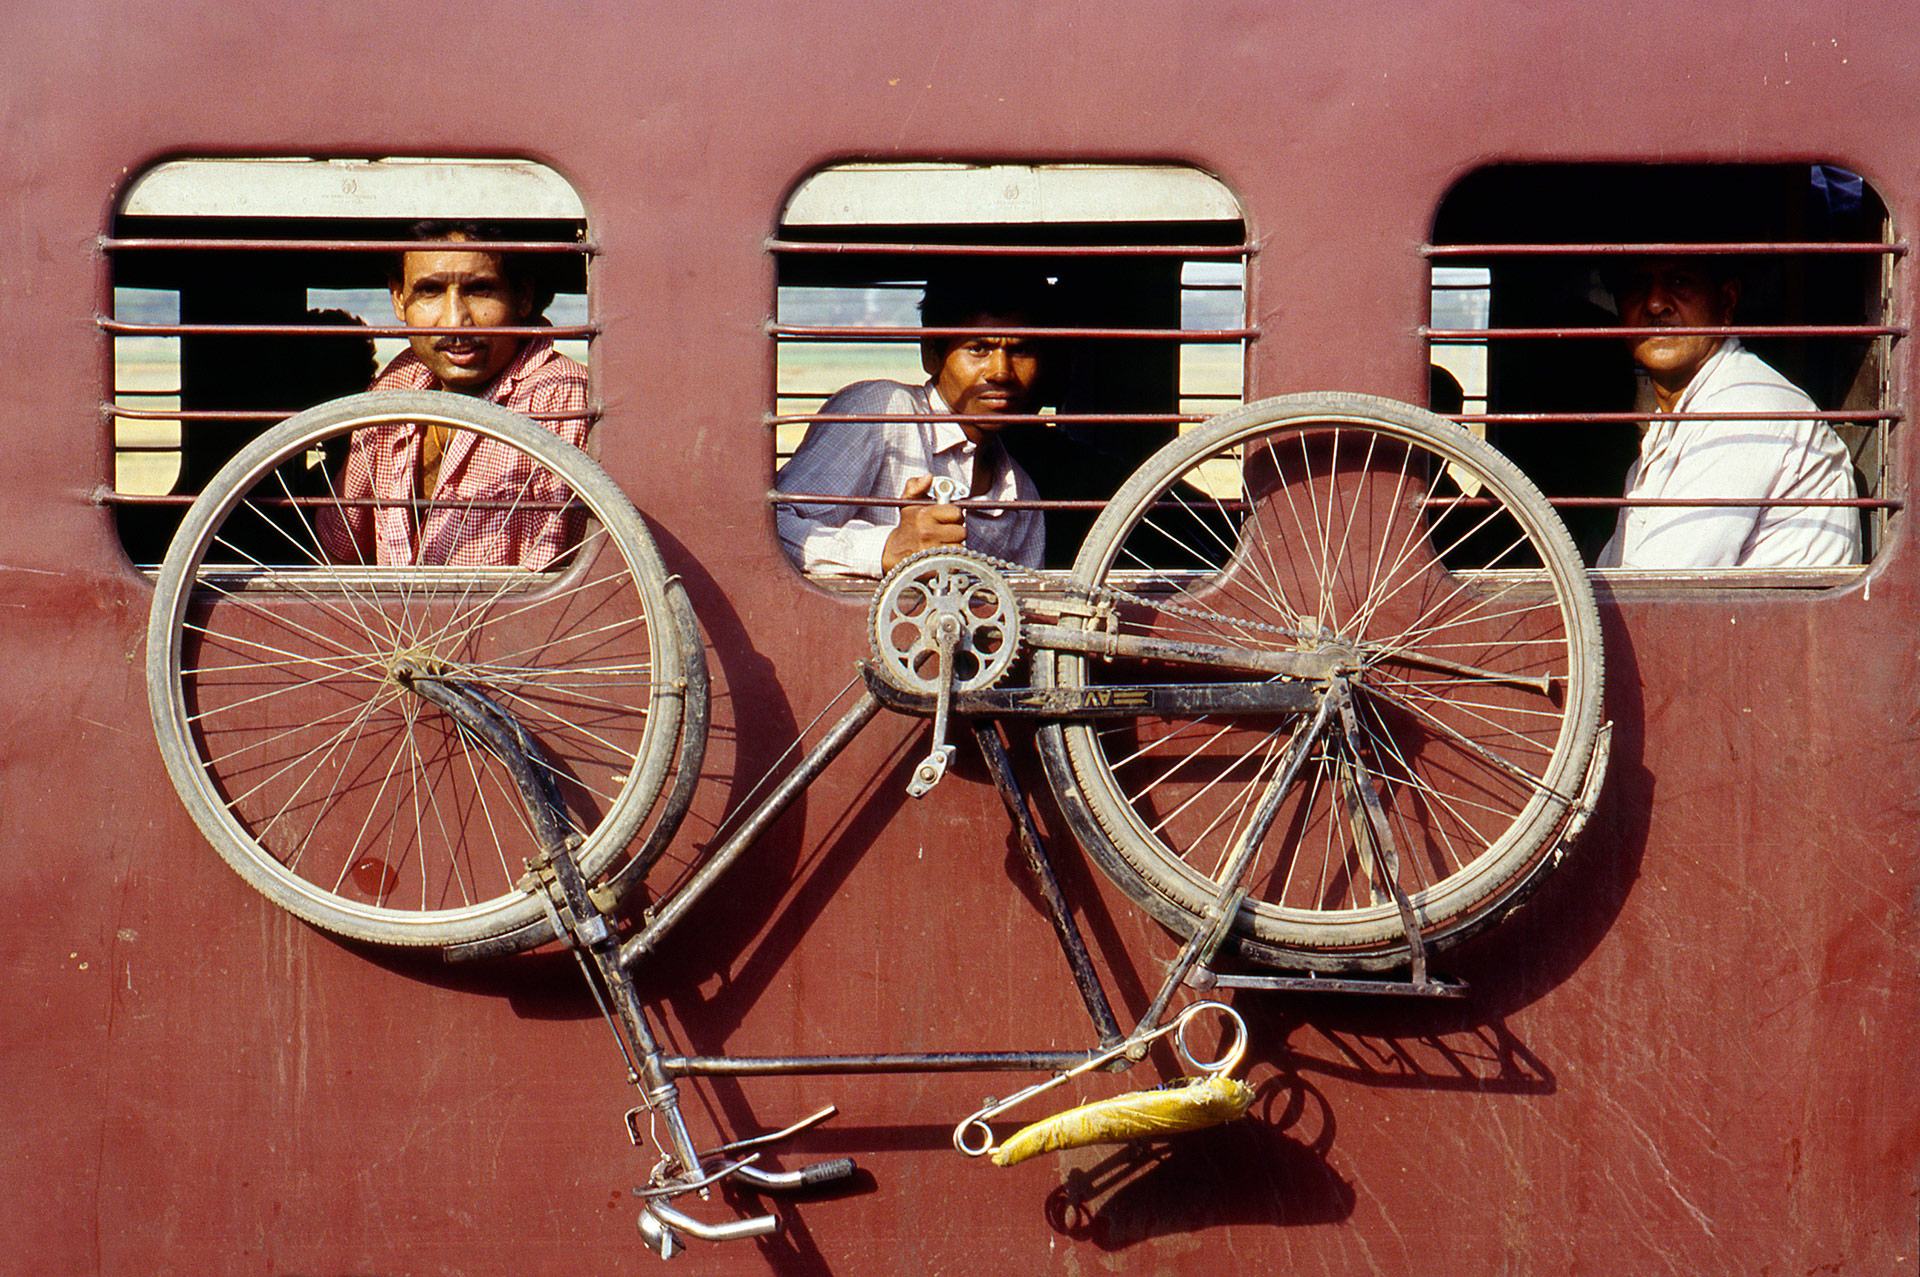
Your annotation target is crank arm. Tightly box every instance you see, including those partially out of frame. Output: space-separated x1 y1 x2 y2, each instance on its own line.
906 611 964 797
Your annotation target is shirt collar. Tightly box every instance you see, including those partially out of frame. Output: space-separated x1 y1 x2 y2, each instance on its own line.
1671 337 1742 415
484 333 559 403
923 380 976 456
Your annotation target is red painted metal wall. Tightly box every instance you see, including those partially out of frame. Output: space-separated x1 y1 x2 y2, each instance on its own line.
2 2 1915 1273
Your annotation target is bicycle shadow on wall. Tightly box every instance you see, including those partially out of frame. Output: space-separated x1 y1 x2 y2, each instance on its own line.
335 518 825 1014
1012 590 1654 1251
1037 1080 1357 1244
988 981 1562 1249
607 521 939 1000
273 401 1648 1262
1428 586 1653 1019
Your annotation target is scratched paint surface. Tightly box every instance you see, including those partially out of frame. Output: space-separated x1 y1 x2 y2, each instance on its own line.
2 2 1917 1274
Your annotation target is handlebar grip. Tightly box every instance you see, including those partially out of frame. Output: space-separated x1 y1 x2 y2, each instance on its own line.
800 1157 856 1187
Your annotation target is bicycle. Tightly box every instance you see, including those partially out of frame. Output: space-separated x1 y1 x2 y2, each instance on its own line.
144 388 1609 1255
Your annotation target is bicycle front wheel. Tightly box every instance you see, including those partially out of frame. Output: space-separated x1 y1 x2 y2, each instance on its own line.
1037 393 1605 971
146 391 694 948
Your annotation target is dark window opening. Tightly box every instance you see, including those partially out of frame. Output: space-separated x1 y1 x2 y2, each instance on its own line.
771 163 1250 575
1427 163 1898 578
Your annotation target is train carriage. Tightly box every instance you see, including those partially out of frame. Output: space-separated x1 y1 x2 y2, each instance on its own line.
3 2 1915 1273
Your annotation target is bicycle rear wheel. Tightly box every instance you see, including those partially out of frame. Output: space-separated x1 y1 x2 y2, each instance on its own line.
146 391 696 948
1037 393 1605 971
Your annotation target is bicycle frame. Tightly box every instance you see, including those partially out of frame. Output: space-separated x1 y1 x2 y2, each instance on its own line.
140 394 1608 1259
415 564 1478 1255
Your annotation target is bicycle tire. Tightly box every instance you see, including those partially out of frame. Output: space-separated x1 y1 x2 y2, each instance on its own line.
1036 392 1605 971
146 391 694 948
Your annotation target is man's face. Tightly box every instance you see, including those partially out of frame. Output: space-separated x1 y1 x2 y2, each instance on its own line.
923 312 1042 437
390 240 534 393
1616 258 1739 394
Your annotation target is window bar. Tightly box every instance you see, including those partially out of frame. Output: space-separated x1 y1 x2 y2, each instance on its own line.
1426 323 1906 341
1423 241 1905 258
771 238 1250 539
98 490 581 511
767 411 1206 427
768 488 1900 514
106 405 600 424
767 239 1253 258
771 323 1254 342
107 235 598 509
1544 495 1898 509
100 320 599 339
1422 237 1901 554
1448 409 1900 426
768 492 1111 511
100 237 597 255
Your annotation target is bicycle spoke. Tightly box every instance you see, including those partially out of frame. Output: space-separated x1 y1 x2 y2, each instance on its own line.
150 395 690 944
1047 396 1601 967
213 681 406 813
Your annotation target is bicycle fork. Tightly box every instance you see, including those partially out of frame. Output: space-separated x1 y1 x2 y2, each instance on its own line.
405 666 853 1256
527 840 857 1256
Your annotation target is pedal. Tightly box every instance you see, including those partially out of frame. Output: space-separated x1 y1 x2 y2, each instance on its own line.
907 743 955 797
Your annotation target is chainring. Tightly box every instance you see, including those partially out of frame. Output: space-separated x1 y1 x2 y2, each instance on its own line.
867 549 1023 696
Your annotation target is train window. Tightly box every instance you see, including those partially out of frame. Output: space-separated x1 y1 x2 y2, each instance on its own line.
770 162 1250 577
105 158 593 567
1427 163 1898 584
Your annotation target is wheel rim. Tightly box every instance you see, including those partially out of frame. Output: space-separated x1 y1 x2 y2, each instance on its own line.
149 396 683 942
1053 399 1601 959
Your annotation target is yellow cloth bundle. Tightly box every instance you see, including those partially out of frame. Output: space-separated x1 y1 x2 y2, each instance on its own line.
989 1074 1255 1167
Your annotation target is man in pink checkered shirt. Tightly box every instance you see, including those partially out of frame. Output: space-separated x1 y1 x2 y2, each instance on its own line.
317 224 590 568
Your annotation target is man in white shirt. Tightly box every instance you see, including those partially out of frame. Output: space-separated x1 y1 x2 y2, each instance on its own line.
1598 257 1861 568
776 273 1050 577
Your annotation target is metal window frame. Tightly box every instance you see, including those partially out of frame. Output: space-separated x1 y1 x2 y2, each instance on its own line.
1421 236 1903 585
766 165 1255 544
102 159 596 521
